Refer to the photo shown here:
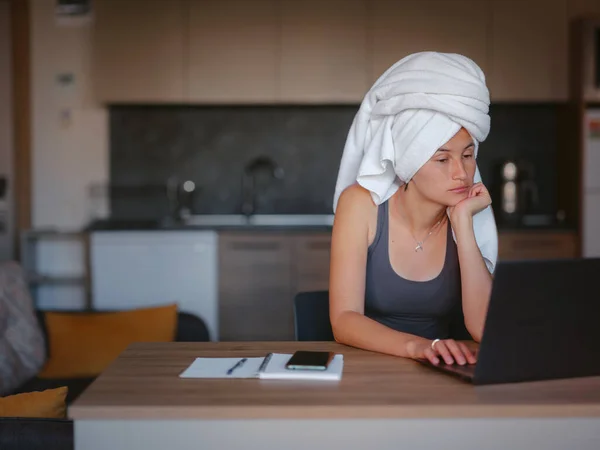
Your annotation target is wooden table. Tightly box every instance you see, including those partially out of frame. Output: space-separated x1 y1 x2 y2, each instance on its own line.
69 342 600 450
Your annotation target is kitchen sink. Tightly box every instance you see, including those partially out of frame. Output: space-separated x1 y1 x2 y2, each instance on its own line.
182 214 334 227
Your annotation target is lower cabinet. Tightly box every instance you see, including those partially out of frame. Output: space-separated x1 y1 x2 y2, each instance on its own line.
218 233 294 341
498 231 578 261
294 233 332 293
218 231 332 341
217 229 577 341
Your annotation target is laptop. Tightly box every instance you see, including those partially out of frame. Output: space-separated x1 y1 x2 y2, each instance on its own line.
419 257 600 385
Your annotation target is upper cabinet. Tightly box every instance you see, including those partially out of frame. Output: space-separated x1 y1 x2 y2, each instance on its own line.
92 0 186 103
370 0 489 83
187 0 279 103
488 0 568 102
90 0 583 104
279 0 368 103
568 0 600 18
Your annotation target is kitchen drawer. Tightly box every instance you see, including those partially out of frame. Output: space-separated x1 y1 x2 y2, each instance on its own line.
498 231 579 261
219 233 290 267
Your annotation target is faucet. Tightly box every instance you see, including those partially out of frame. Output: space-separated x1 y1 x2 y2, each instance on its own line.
166 176 196 224
241 156 284 217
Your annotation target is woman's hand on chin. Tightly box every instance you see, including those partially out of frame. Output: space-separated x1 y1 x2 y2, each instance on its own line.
448 182 491 225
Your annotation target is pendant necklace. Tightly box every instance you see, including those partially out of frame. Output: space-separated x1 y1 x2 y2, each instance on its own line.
396 198 446 252
410 217 445 252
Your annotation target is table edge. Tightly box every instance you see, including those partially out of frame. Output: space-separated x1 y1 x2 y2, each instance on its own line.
68 403 600 421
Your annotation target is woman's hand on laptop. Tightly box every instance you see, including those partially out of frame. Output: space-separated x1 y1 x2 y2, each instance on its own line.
414 338 477 366
460 340 479 358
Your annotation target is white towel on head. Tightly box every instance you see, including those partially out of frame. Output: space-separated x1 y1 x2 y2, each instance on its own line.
333 52 498 273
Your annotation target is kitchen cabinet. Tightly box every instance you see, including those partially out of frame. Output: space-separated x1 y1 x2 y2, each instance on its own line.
89 0 581 104
219 228 582 342
294 233 332 292
218 231 332 341
498 231 578 261
568 0 600 18
369 0 489 83
92 0 186 103
488 0 568 102
218 233 295 341
85 227 581 342
279 0 368 103
187 0 279 103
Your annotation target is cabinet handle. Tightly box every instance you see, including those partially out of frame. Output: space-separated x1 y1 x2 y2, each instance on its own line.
230 242 281 251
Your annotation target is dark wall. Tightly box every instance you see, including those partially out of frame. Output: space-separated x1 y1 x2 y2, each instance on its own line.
109 104 567 221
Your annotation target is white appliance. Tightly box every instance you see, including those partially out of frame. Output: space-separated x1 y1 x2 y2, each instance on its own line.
90 230 219 340
582 109 600 257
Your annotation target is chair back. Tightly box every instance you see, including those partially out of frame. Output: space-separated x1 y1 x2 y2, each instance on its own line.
293 291 334 341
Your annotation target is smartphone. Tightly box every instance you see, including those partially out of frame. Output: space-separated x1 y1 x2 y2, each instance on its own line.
285 351 334 371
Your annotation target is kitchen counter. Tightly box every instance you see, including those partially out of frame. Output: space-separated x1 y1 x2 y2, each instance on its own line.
87 223 334 233
86 215 335 232
86 215 577 233
497 226 577 232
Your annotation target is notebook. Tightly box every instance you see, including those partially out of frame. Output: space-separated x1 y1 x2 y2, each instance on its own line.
179 353 344 381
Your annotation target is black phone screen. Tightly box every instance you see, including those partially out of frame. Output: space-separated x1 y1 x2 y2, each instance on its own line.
285 351 334 370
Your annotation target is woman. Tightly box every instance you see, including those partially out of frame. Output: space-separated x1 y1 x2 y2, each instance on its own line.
329 52 498 367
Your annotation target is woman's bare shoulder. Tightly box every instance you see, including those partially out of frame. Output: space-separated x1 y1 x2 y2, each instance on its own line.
333 185 379 250
335 184 378 241
336 184 377 213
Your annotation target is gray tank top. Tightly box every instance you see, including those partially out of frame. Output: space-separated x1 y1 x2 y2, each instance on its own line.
364 200 462 340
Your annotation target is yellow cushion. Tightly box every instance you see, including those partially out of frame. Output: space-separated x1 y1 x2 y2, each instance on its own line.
0 387 67 418
38 304 177 378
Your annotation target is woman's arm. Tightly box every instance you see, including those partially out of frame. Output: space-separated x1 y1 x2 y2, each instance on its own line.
329 186 475 365
449 182 495 342
452 215 492 342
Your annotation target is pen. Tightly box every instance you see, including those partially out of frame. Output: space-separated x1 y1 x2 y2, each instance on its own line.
227 358 248 375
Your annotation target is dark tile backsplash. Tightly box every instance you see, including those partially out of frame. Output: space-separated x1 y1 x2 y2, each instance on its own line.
109 104 566 220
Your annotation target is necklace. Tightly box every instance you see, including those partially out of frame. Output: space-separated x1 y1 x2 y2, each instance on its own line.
395 197 446 252
410 217 445 252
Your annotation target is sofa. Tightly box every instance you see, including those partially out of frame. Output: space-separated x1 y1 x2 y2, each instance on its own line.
0 309 210 450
